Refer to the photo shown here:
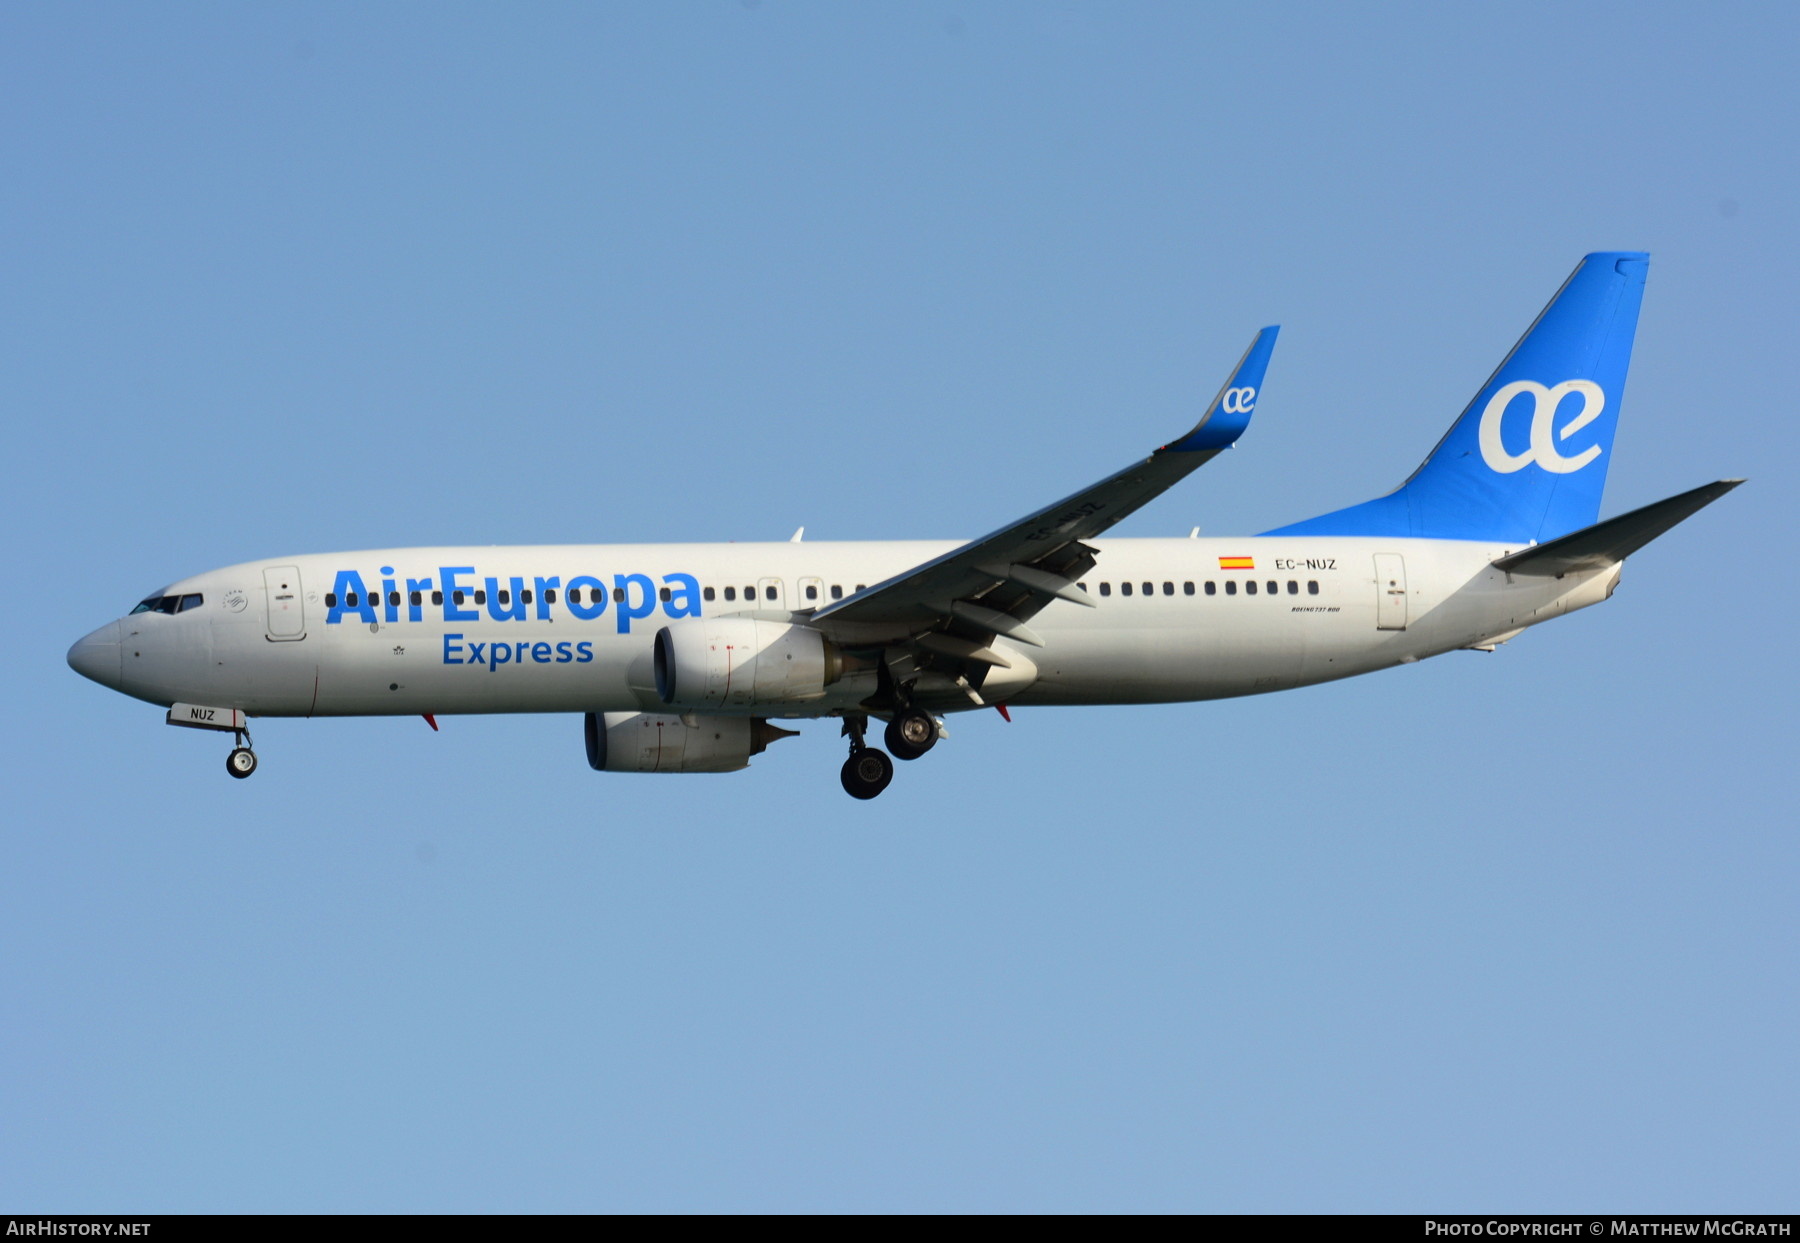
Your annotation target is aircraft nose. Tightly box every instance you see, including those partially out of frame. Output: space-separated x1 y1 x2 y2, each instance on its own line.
68 621 123 690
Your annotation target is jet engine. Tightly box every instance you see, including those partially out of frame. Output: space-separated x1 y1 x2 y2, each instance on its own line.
584 711 798 774
653 618 842 708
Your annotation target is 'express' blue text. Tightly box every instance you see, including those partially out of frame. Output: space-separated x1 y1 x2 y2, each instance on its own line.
443 635 594 670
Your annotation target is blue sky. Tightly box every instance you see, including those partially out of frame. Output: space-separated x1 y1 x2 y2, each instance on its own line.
5 2 1795 1212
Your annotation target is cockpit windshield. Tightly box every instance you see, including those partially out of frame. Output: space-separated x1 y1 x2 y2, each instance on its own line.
129 593 203 615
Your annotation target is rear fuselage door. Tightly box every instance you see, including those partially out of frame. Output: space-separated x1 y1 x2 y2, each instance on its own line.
264 566 306 640
1373 553 1407 630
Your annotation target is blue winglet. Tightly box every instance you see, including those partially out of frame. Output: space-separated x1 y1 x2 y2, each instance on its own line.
1166 326 1280 452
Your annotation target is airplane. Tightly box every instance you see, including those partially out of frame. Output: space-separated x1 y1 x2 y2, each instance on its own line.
67 252 1739 799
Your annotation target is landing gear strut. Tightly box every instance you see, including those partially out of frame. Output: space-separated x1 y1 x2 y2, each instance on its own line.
839 714 893 800
226 726 257 779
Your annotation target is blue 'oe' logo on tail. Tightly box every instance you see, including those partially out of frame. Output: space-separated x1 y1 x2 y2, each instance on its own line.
1266 252 1648 544
1477 379 1606 476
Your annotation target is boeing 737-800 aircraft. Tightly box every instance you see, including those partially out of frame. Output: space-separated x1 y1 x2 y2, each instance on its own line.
68 253 1738 798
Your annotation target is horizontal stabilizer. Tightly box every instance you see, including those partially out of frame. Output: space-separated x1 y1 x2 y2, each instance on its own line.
1492 479 1742 576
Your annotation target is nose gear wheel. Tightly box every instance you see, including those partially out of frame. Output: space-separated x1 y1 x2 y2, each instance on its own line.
225 725 257 779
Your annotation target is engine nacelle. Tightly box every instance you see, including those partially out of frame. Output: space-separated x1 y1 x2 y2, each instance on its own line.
653 618 842 708
584 711 797 774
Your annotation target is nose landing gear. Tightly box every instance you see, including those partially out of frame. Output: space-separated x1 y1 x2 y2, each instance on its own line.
226 725 258 779
165 703 259 779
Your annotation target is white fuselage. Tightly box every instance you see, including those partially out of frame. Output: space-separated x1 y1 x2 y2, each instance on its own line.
89 536 1620 721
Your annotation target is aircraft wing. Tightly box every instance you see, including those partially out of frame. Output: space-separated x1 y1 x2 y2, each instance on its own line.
808 327 1278 679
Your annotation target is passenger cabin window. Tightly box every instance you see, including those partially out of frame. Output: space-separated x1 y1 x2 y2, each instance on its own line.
1287 581 1298 595
543 589 556 603
765 585 777 601
1204 581 1216 596
1099 582 1112 597
805 584 817 601
432 590 444 605
453 590 465 605
521 589 533 604
1121 582 1133 596
1266 581 1277 595
1143 581 1153 596
1183 582 1195 595
613 587 626 603
703 586 716 602
497 590 510 605
324 593 338 608
1225 581 1237 596
724 586 736 601
659 587 671 603
409 591 422 607
388 591 401 607
831 585 843 600
474 589 487 605
1246 581 1257 595
1163 582 1174 596
1308 581 1320 595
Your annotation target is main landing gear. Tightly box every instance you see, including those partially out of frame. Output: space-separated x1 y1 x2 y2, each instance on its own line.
840 715 893 800
839 707 943 799
884 708 938 761
841 745 894 800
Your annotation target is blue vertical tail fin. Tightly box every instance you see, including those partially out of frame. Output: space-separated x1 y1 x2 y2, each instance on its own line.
1266 252 1649 543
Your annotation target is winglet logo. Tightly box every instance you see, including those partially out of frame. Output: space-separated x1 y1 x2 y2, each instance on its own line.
1221 386 1257 415
1477 379 1606 475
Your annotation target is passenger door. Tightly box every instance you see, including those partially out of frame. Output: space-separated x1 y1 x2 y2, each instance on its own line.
1373 554 1407 631
264 566 306 640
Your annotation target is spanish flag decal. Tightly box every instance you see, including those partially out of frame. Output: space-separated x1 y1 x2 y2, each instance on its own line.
1218 556 1256 571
